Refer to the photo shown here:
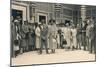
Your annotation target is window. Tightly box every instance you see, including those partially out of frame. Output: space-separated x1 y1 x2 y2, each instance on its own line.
63 9 72 16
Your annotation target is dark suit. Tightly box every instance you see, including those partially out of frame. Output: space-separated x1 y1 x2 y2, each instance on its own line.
21 24 29 51
76 27 82 49
28 30 35 51
11 22 21 57
82 23 87 50
89 23 96 53
40 24 49 54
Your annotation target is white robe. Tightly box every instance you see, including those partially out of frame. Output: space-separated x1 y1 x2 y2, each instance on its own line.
48 24 57 49
64 27 71 47
35 27 41 48
71 28 77 48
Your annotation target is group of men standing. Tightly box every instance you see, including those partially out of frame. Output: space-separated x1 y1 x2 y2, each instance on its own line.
58 17 96 53
11 16 59 57
85 17 96 53
11 17 34 57
11 16 96 58
78 17 96 54
33 19 58 54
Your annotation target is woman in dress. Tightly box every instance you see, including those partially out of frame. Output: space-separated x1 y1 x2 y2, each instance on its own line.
49 19 57 53
71 25 77 50
35 23 41 52
64 23 71 50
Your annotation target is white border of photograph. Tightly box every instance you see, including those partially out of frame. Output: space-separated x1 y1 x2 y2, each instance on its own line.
0 0 98 67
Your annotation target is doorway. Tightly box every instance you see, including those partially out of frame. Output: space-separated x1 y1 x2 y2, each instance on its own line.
39 15 46 23
37 13 47 24
11 9 23 57
12 9 23 25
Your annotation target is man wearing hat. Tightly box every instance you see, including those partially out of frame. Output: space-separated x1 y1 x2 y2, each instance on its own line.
21 21 29 52
82 19 88 50
86 17 95 53
12 19 21 57
39 19 49 54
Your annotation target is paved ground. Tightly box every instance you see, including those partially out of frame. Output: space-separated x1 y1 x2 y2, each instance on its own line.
11 49 95 66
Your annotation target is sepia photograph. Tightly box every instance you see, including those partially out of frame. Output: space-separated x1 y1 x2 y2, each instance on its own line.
10 0 96 66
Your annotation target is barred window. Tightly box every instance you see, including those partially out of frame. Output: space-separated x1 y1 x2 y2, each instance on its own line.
73 10 78 17
55 11 60 18
86 10 91 16
63 9 72 16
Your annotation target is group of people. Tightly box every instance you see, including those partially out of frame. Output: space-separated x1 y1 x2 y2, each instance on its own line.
60 17 96 54
11 16 58 57
11 16 96 58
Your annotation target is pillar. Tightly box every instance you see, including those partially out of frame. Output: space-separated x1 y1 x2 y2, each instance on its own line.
81 5 86 22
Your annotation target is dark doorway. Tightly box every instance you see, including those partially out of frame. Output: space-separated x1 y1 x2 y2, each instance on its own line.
12 9 22 19
39 15 46 23
11 9 23 57
65 20 70 26
12 9 23 25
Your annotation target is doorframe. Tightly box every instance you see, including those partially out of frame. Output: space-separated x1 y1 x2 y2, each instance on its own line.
12 3 27 22
37 10 48 24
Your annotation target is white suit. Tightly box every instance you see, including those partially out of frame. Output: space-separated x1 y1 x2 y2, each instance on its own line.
35 26 41 48
71 28 77 48
64 27 71 47
48 24 57 49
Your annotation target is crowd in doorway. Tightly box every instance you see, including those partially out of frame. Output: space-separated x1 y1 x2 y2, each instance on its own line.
11 16 96 58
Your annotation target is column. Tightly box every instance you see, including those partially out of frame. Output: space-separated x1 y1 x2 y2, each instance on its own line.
81 5 86 22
